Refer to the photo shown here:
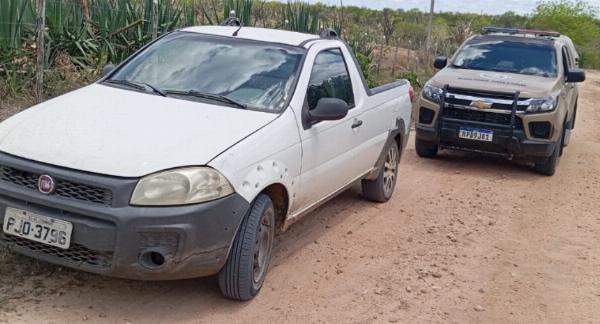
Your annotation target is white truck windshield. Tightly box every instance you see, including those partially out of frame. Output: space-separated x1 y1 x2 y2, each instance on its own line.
108 32 305 112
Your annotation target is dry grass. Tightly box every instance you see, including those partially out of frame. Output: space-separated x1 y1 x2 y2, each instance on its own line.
372 45 434 86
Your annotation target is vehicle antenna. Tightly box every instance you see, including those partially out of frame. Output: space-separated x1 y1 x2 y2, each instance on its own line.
221 10 242 36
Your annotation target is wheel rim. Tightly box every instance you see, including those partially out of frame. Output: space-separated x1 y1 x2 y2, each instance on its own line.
383 146 398 196
252 209 273 287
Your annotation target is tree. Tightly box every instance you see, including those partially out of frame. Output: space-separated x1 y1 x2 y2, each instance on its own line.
494 11 527 28
395 21 427 49
529 0 599 46
529 0 600 68
79 0 90 21
382 8 394 45
425 0 434 52
448 19 473 46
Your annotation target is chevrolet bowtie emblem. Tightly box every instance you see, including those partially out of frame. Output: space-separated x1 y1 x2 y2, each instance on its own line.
471 100 493 110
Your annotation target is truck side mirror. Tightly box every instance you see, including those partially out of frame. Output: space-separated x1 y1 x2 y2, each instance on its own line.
102 64 116 77
566 69 586 83
433 56 447 69
309 98 349 122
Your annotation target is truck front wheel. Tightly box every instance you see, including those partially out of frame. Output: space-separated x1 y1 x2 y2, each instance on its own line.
415 138 438 158
534 127 564 176
218 194 275 301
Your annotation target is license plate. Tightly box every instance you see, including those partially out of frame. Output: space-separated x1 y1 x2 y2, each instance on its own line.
3 207 72 249
459 127 494 142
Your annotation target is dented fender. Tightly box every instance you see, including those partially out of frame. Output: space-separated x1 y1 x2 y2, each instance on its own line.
208 108 302 211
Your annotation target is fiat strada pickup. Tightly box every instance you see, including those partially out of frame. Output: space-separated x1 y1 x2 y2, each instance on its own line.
0 25 413 300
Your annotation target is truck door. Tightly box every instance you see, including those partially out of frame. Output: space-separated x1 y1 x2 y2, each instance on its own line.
562 47 577 117
293 47 369 210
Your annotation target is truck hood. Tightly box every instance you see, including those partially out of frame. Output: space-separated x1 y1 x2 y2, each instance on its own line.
430 67 561 97
0 84 277 177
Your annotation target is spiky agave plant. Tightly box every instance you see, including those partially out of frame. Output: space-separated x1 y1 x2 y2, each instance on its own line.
200 0 254 26
0 0 37 99
285 1 319 34
180 1 197 27
0 0 34 50
346 28 376 86
224 0 253 26
91 0 146 65
44 0 187 68
143 0 184 36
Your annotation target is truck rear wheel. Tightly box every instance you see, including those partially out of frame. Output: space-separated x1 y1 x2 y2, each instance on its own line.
362 142 399 202
218 194 275 301
415 139 438 158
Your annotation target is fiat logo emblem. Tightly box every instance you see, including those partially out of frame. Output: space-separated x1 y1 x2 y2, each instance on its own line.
38 175 56 194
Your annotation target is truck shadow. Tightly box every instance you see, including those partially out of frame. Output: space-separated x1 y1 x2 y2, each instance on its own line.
1 185 371 321
414 149 541 178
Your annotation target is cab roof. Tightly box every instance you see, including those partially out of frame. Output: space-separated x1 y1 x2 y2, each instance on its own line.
469 33 579 59
479 27 578 55
180 26 321 47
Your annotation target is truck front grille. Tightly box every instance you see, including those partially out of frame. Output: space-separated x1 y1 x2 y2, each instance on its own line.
443 107 524 129
446 88 529 112
0 165 113 206
1 233 113 269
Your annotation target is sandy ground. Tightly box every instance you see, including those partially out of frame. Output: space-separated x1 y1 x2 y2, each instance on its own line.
1 72 600 324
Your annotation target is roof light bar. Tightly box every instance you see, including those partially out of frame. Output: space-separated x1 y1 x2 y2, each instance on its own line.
482 27 560 38
482 27 519 34
517 29 561 37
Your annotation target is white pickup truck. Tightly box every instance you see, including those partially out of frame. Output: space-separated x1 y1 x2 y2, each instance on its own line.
0 25 413 300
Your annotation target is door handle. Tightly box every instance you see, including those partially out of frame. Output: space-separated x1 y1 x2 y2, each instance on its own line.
351 119 363 129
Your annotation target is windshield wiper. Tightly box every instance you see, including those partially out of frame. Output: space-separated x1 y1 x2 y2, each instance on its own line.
165 90 247 109
105 79 167 97
452 64 468 69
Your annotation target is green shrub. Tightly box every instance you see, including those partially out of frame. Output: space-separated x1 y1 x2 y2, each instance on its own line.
396 71 421 89
355 52 378 88
579 49 600 69
285 1 320 34
529 0 600 69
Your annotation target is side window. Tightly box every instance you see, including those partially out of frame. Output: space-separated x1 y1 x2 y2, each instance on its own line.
562 47 573 75
306 49 355 110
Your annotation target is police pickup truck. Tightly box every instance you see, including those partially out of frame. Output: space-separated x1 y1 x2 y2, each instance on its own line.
416 27 585 175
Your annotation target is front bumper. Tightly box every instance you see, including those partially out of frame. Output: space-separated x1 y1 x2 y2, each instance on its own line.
416 122 556 163
0 152 249 280
416 88 561 163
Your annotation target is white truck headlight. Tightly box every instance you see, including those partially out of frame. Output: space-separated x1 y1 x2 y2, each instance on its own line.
130 167 234 206
526 96 558 113
422 83 444 103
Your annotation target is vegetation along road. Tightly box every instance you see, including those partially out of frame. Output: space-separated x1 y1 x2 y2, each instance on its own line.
1 71 599 323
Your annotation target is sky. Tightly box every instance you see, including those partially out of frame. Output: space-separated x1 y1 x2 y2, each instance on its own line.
284 0 600 15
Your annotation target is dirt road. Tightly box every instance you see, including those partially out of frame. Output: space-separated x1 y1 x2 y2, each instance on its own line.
2 72 600 324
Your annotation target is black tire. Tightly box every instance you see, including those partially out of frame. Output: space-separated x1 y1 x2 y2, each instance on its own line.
218 194 275 301
362 142 400 202
534 127 564 176
415 138 438 158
